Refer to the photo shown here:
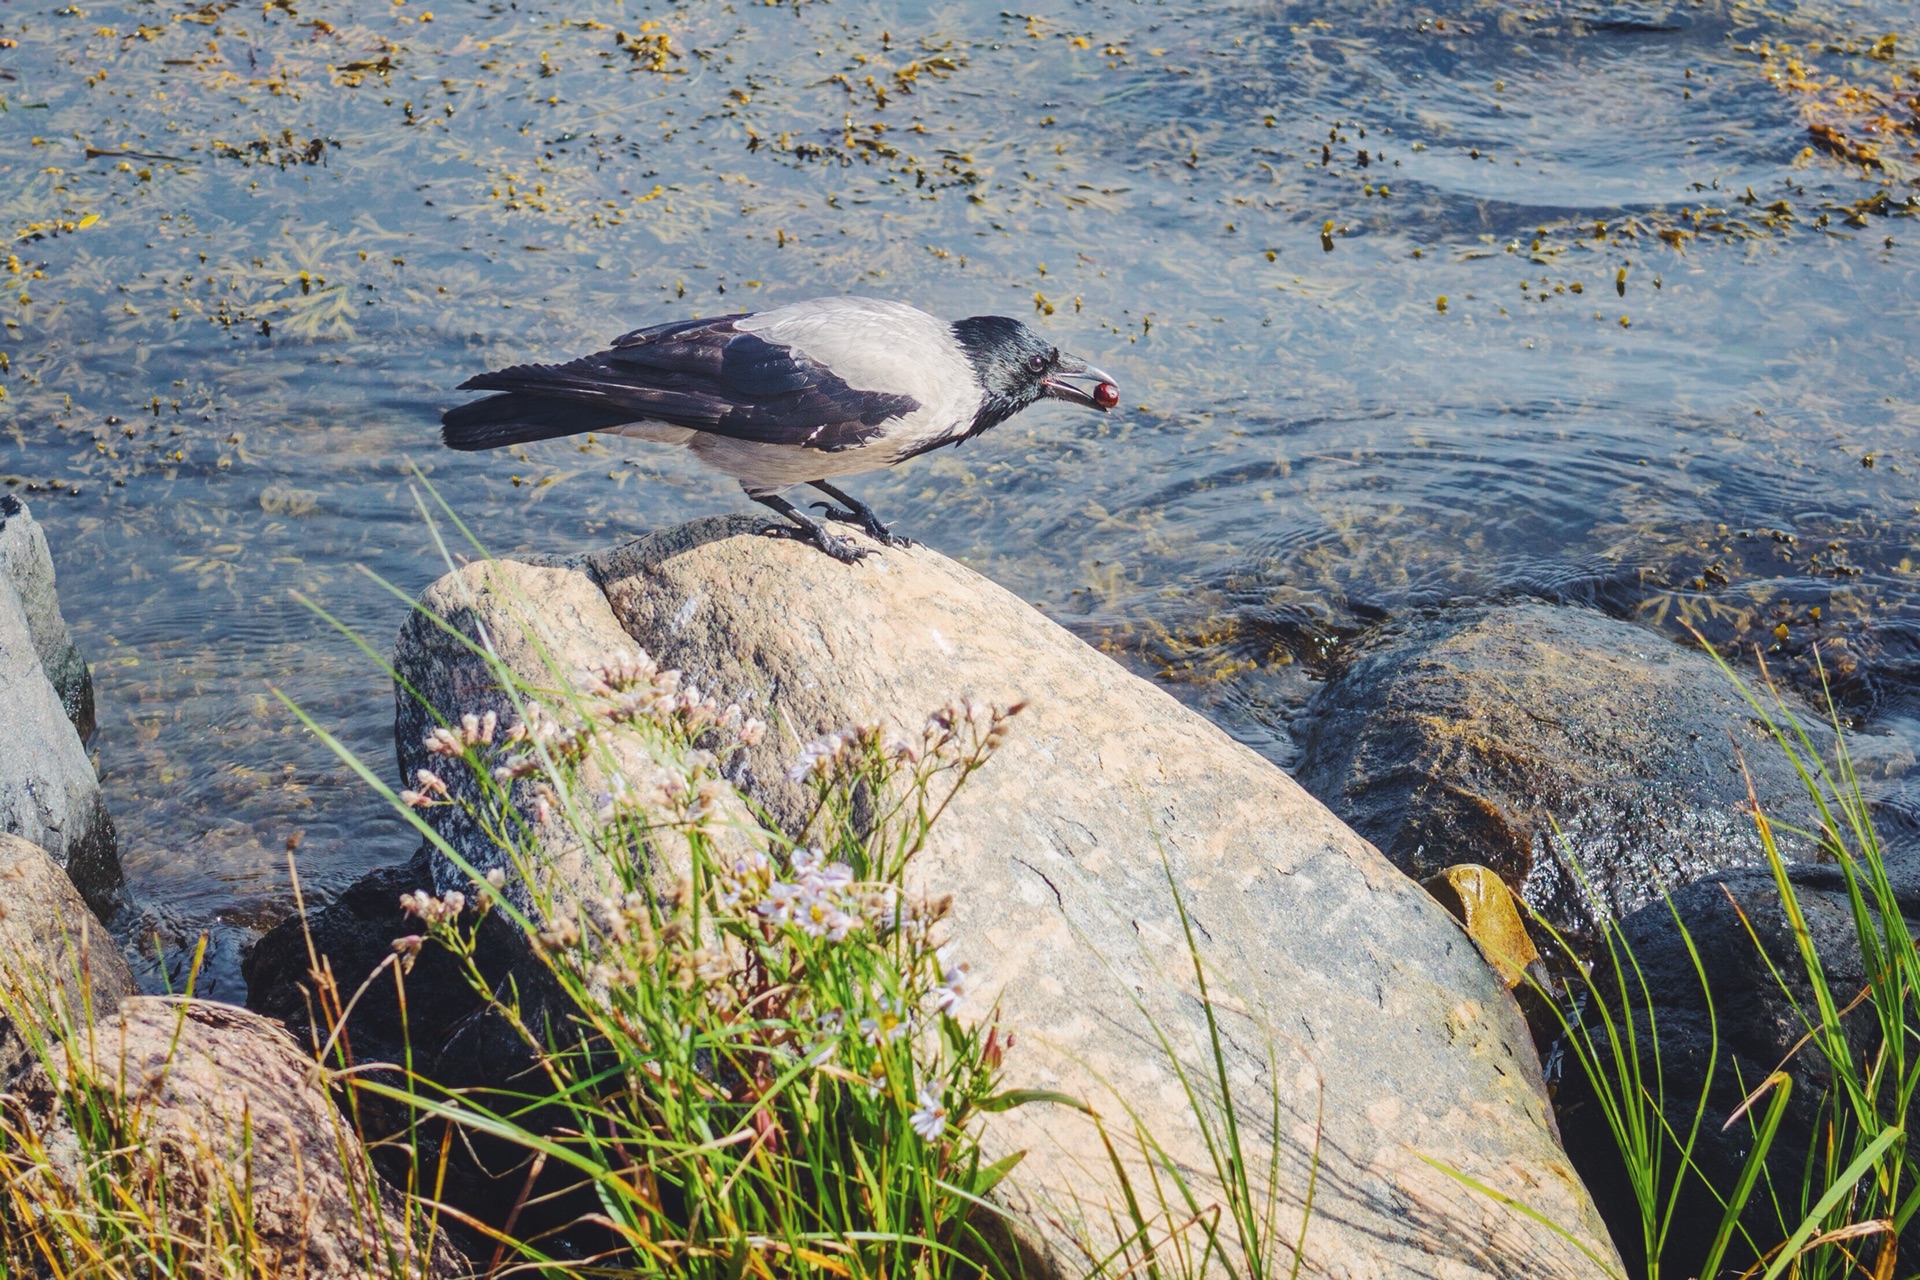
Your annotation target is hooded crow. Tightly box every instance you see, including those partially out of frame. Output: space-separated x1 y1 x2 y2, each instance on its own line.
441 295 1119 561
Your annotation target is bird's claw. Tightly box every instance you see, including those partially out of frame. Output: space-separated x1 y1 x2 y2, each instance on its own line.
765 518 872 562
810 502 913 548
813 530 873 563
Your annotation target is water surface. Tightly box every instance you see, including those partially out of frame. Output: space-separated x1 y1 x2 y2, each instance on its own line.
2 0 1917 992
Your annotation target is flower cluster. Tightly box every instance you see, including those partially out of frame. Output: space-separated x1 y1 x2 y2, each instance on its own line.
581 649 766 745
399 767 451 809
423 711 498 758
473 652 766 815
592 767 689 824
925 697 1022 753
785 700 1025 787
788 729 859 782
714 845 908 945
398 887 467 925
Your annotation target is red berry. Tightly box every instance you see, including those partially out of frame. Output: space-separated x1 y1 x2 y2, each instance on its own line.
1093 381 1120 409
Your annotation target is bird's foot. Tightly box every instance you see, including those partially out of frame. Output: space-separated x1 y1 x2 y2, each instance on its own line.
811 526 873 563
764 518 872 563
811 502 915 548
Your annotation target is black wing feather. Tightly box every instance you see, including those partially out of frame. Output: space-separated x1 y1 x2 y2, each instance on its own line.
442 316 919 453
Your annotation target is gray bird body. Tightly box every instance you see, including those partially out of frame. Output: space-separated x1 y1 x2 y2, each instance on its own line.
604 297 986 488
442 294 1116 560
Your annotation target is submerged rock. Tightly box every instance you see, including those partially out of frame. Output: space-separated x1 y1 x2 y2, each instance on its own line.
1556 860 1920 1277
0 497 120 910
13 997 451 1278
376 516 1617 1278
1295 602 1833 940
0 832 136 1080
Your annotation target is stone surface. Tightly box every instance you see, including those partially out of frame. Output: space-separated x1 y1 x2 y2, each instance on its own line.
1294 602 1840 941
389 516 1620 1279
0 502 120 910
14 996 450 1277
0 832 136 1080
1555 860 1919 1278
392 554 680 911
0 494 96 740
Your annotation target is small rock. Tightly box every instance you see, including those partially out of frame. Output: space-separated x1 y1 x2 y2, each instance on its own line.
13 997 453 1277
0 832 136 1079
1296 602 1832 939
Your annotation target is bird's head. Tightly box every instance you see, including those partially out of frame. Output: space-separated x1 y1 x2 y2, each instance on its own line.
951 315 1119 434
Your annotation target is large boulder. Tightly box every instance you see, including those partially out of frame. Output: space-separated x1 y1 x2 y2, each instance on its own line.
1555 860 1920 1277
0 497 119 909
0 832 136 1079
1294 602 1840 940
10 997 450 1277
385 517 1619 1277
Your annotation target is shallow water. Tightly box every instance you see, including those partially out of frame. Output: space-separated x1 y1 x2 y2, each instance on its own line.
1 0 1916 993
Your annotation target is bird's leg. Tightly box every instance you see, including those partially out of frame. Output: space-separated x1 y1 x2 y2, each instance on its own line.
745 487 870 563
808 480 913 548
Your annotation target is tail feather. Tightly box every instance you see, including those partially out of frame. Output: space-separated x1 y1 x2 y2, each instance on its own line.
440 392 637 451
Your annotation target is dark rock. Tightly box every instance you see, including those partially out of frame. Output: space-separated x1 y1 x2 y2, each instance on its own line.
243 849 586 1247
0 832 136 1079
1295 602 1842 939
1555 860 1920 1277
0 499 120 911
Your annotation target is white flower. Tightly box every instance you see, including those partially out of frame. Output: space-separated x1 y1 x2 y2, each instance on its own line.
787 732 851 782
861 1000 911 1046
929 960 969 1014
756 880 805 928
909 1086 948 1141
717 848 773 910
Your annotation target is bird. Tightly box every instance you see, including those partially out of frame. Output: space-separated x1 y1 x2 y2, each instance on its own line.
441 295 1120 562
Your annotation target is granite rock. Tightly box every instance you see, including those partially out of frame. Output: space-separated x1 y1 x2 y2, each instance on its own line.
0 499 120 909
386 517 1620 1278
0 832 136 1080
13 997 452 1277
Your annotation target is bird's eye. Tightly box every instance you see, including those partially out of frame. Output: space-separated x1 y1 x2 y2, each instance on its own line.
1027 353 1048 374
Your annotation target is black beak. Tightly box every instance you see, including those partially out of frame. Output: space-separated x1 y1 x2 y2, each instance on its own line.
1040 352 1118 411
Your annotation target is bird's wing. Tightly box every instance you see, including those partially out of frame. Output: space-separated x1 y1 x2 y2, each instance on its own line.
453 315 920 451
